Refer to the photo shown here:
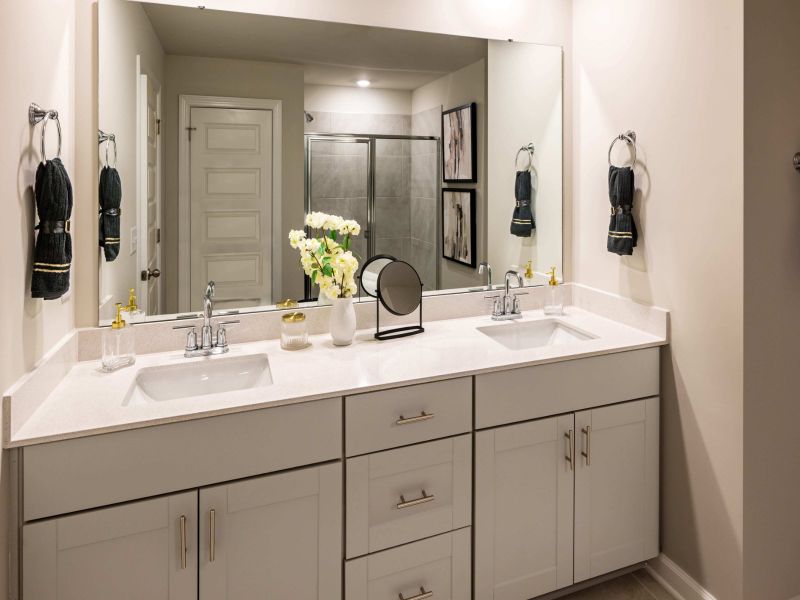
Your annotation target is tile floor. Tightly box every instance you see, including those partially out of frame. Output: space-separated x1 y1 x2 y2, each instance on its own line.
561 569 675 600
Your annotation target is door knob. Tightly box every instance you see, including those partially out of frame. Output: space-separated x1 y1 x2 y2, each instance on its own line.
141 268 161 281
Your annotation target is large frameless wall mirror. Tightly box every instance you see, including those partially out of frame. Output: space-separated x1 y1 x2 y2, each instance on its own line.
97 0 563 325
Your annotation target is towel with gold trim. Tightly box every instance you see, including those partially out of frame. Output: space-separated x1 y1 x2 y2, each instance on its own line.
607 165 637 255
31 158 73 300
510 170 535 237
99 165 122 261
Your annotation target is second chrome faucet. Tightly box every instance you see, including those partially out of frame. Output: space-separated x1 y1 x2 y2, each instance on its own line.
174 281 240 357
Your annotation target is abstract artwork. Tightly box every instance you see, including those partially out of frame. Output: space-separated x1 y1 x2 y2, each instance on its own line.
442 102 477 183
442 188 476 267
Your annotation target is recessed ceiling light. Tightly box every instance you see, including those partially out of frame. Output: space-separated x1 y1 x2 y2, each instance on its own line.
356 79 371 88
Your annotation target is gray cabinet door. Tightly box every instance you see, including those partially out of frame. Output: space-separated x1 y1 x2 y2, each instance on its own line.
22 491 197 600
474 415 575 600
574 397 660 582
199 462 342 600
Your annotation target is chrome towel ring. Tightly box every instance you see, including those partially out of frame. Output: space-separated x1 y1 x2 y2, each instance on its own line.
515 143 535 171
29 103 61 163
98 130 118 168
608 130 637 169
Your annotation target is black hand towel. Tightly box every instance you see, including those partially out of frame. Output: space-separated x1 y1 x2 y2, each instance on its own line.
607 166 638 255
99 166 122 261
31 158 73 300
510 170 535 237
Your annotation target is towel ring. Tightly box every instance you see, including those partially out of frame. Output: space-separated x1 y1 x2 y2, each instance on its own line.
515 143 535 171
99 130 117 168
29 103 61 163
608 130 636 168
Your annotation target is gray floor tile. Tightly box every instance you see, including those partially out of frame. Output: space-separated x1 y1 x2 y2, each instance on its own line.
560 570 676 600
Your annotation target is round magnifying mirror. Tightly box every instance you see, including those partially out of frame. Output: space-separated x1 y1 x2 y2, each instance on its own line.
359 254 396 298
377 260 422 316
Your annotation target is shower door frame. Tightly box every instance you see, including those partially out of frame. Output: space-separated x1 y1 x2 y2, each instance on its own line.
304 133 441 300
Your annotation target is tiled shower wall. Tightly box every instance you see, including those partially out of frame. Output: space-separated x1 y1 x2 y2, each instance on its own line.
411 107 442 291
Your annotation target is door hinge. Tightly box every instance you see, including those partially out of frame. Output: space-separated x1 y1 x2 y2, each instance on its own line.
156 228 161 244
186 126 197 141
156 118 161 135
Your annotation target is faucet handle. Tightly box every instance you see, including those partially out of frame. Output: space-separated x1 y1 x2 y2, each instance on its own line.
173 324 198 351
215 320 240 349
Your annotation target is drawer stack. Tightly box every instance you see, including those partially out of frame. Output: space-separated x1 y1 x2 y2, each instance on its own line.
344 378 473 600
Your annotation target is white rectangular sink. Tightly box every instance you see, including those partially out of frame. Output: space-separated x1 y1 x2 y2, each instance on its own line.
124 353 273 405
477 319 595 351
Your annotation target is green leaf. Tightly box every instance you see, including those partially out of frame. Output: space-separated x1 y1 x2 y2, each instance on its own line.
311 270 317 284
330 230 338 241
323 265 334 277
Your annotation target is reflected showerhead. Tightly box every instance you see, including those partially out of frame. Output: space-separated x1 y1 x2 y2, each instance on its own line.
304 111 314 123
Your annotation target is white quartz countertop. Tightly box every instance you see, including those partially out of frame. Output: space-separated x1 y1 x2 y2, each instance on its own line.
8 307 666 447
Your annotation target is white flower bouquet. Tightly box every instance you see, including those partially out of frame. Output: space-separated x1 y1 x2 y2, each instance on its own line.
289 212 361 300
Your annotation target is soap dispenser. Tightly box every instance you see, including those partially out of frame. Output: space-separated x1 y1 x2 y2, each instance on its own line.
523 260 535 286
121 288 145 323
102 303 136 372
543 267 564 315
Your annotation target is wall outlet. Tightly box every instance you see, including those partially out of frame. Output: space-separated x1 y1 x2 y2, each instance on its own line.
130 226 137 255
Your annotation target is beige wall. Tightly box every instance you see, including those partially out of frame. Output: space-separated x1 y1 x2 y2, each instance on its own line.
487 40 563 281
305 84 412 115
412 59 487 290
571 1 744 599
98 0 164 320
162 55 305 310
743 1 800 598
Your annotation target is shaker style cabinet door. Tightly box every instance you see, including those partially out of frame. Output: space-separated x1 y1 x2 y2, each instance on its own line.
22 491 198 600
199 462 342 600
474 415 575 599
574 397 660 582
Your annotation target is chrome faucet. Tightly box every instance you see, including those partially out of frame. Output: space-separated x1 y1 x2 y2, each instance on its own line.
478 262 493 291
173 281 239 357
487 270 527 321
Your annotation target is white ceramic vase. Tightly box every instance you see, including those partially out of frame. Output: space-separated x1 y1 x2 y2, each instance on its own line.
330 296 356 346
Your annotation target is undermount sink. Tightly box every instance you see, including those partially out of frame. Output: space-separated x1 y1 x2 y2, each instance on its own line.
124 353 273 405
477 319 595 351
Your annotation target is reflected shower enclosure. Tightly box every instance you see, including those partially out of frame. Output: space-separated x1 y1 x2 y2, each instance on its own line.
304 134 440 299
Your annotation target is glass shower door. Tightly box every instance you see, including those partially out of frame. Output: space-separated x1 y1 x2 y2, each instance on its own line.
305 136 371 299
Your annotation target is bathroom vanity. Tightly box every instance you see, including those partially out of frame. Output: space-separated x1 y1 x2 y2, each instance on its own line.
7 300 665 600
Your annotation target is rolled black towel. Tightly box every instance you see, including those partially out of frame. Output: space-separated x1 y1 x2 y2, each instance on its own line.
31 158 73 300
99 166 122 261
607 166 638 255
510 170 535 237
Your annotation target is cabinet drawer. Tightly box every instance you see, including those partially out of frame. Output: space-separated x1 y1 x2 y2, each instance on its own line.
346 378 471 456
475 348 659 428
345 528 471 600
346 435 471 558
23 398 342 521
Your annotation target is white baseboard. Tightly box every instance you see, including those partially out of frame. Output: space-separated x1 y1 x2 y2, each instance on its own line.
646 554 717 600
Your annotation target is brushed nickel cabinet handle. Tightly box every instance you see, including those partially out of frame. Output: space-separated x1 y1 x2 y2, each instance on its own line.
565 430 574 471
209 509 216 562
397 489 435 509
179 515 187 569
398 586 433 600
581 425 592 466
396 411 434 426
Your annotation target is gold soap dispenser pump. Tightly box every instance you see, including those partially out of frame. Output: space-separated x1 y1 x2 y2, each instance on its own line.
523 260 535 286
543 266 564 315
121 288 145 323
101 303 136 372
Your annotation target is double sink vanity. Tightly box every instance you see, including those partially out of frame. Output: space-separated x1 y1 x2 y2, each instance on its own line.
6 286 667 600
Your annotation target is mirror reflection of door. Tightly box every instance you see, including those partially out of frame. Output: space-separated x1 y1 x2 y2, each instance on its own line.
188 106 273 312
139 72 162 315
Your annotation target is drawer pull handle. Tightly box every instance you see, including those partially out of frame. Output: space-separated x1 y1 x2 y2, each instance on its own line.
179 515 187 569
209 508 216 562
565 430 574 471
581 425 592 466
397 489 435 509
396 411 434 425
399 587 433 600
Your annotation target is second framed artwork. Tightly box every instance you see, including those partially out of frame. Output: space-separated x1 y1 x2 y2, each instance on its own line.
442 102 477 183
442 188 476 267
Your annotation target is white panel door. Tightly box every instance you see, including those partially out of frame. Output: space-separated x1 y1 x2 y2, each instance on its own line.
190 107 272 311
199 462 342 600
475 415 574 600
22 492 197 600
574 397 660 582
139 72 162 314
